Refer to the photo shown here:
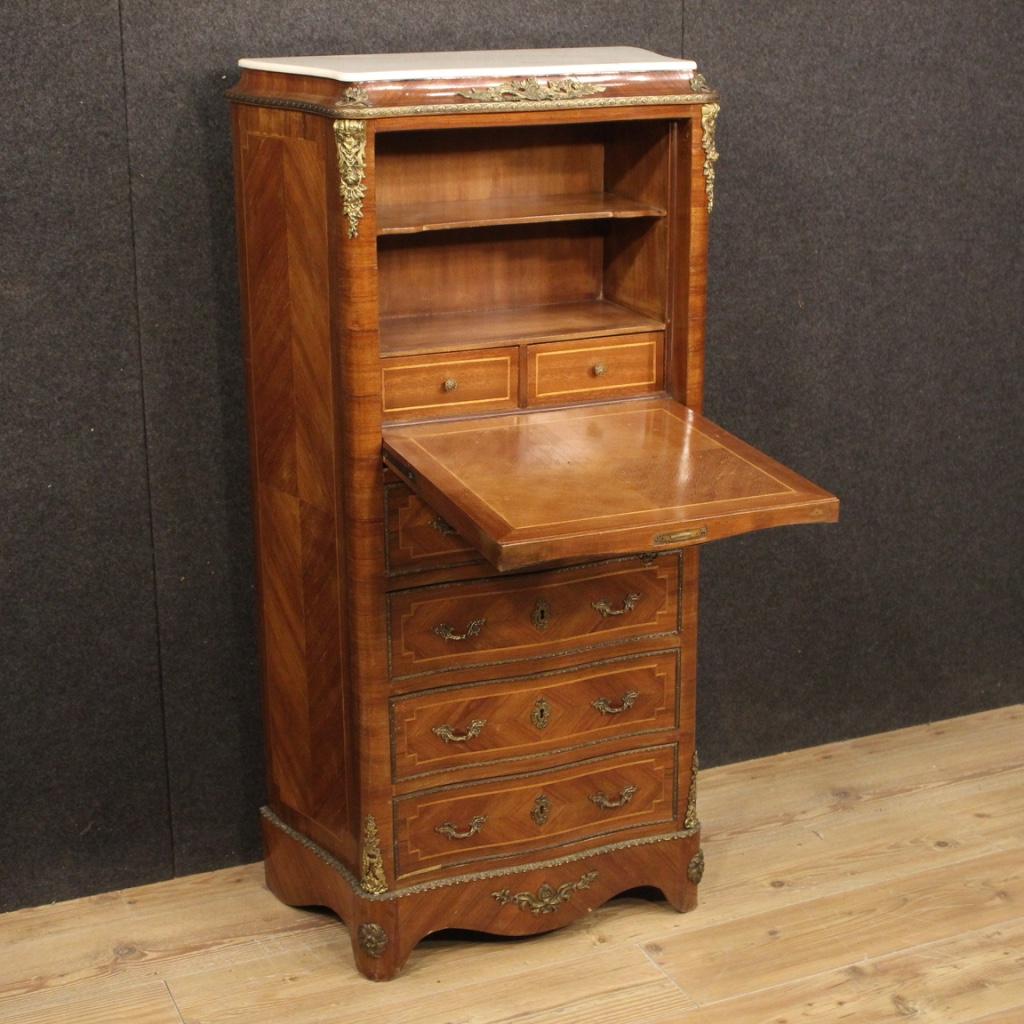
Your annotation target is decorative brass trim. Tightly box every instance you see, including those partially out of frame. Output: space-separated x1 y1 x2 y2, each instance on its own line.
361 815 388 895
358 922 388 957
531 696 552 731
457 76 606 103
493 870 599 915
590 784 638 810
690 73 713 96
687 848 705 885
532 794 551 826
433 617 486 642
653 526 708 545
333 119 367 239
531 599 552 631
592 690 639 716
435 815 487 840
700 103 720 215
684 750 700 830
228 91 719 122
432 718 486 744
261 805 697 902
592 592 642 618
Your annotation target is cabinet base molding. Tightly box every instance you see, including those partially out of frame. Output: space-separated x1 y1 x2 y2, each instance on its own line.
262 807 700 981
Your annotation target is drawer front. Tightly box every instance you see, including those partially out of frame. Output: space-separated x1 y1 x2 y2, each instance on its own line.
526 331 663 406
388 555 681 680
394 743 678 876
391 650 680 779
385 481 485 576
382 347 519 420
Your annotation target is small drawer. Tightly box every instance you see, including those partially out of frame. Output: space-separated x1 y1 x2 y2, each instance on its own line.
394 743 678 876
384 481 485 576
391 650 680 779
387 554 681 680
381 347 519 420
526 331 664 406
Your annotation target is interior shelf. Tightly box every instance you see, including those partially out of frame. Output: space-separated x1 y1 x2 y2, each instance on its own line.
377 192 667 236
380 299 665 357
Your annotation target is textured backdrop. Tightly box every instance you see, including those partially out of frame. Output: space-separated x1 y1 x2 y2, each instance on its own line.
2 1 1021 910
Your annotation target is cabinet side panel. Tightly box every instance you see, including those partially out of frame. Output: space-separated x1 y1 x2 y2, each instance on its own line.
232 105 354 860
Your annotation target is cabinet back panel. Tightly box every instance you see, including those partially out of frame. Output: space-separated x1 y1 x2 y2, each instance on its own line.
378 224 603 319
376 125 604 205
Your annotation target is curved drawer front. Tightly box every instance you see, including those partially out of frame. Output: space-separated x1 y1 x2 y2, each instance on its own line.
391 650 680 779
385 481 485 576
393 743 678 877
387 555 681 680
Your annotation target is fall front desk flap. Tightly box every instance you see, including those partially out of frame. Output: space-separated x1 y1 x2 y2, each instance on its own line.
382 398 839 572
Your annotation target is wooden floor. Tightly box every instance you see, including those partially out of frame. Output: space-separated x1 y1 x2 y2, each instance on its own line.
3 706 1023 1023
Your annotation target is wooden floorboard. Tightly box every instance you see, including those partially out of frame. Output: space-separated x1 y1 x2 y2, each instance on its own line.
1 705 1021 1023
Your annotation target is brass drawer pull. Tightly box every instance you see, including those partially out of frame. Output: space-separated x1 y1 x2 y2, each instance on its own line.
430 514 457 537
591 592 642 618
432 719 486 744
589 784 638 810
435 815 486 840
592 362 607 377
433 618 486 642
442 377 458 393
592 690 639 716
531 794 551 826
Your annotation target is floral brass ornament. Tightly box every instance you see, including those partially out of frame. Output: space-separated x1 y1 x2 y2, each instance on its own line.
688 848 705 885
684 749 700 830
531 794 551 826
361 815 387 895
358 922 388 957
700 102 720 215
333 119 367 239
457 76 606 103
689 72 712 95
492 870 599 915
432 719 486 744
429 514 457 537
343 85 370 107
531 696 552 730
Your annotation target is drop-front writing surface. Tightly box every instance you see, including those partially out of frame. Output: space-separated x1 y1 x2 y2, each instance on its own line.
228 46 837 980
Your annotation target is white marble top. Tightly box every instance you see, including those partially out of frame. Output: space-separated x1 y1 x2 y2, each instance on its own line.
237 47 696 83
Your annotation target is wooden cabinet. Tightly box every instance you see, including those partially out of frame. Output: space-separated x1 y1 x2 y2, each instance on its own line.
229 46 838 980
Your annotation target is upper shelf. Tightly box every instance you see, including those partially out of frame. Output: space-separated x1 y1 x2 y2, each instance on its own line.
380 298 665 357
377 192 667 236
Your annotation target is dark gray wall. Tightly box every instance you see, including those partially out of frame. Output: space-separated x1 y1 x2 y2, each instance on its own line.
2 1 1021 911
686 0 1024 765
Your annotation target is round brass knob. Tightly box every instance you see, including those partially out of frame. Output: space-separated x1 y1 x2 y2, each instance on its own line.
592 363 607 377
442 378 458 393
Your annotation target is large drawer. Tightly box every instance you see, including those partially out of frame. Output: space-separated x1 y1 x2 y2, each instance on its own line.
387 554 681 680
384 480 485 577
390 650 680 779
393 743 678 876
